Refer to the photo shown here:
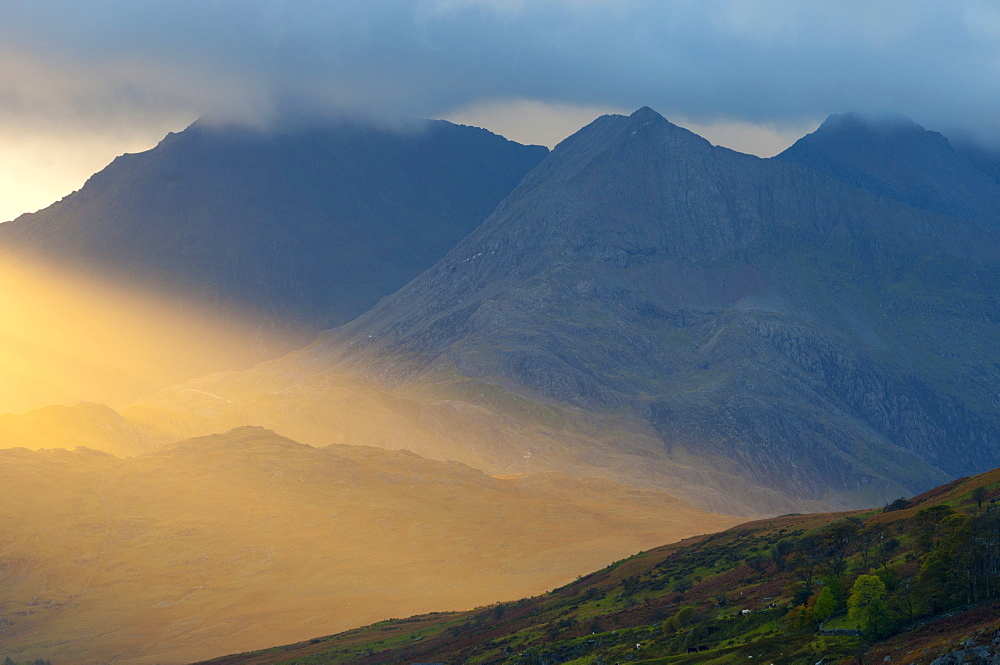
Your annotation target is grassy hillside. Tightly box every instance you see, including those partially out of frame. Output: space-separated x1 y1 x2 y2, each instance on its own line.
193 468 1000 665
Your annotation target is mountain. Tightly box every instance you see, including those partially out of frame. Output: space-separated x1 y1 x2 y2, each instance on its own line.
0 118 546 413
197 466 1000 665
148 107 999 515
0 426 739 665
0 401 158 457
776 112 1000 226
0 117 547 330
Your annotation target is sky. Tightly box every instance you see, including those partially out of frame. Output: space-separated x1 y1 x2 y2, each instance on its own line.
1 0 998 222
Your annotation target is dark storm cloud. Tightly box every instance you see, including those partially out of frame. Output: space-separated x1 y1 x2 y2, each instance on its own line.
1 0 998 141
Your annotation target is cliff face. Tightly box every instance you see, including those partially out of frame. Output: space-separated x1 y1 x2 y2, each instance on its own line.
297 107 1000 509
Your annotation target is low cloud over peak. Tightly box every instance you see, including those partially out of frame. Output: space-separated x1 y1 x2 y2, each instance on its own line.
2 1 998 220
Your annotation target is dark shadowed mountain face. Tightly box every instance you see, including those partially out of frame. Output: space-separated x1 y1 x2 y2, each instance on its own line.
268 107 999 511
0 118 547 330
776 113 1000 226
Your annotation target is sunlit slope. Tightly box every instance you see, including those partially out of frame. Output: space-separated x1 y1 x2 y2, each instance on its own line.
129 367 801 516
0 253 301 414
0 401 159 456
195 468 1000 665
0 426 741 665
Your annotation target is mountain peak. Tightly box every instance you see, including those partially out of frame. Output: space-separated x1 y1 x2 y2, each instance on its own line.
777 111 1000 225
793 111 949 155
629 106 666 123
817 111 925 135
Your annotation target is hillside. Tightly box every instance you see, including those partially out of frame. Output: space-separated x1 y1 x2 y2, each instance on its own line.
0 402 158 457
0 427 739 665
192 467 1000 665
139 107 1000 515
129 363 791 516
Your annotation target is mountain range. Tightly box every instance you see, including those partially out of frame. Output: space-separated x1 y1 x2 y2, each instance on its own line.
134 107 1000 515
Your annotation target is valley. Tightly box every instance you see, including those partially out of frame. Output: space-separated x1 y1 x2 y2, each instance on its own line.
0 427 740 664
192 466 1000 665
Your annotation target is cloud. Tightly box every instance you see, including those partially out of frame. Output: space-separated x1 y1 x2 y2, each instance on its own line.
441 99 630 148
1 1 998 218
2 1 996 135
672 115 822 158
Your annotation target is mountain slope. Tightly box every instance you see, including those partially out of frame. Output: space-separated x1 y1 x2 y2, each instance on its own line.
0 401 159 457
129 355 799 516
0 118 546 414
157 107 1000 514
776 112 1000 226
0 118 547 330
0 426 739 665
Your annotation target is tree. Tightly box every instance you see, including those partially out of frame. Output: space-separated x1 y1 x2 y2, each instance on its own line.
848 574 886 621
973 486 987 510
772 538 794 571
888 575 917 620
876 537 900 570
674 605 698 626
822 520 860 576
883 497 909 512
857 523 887 570
917 549 955 614
849 574 891 638
821 575 846 607
783 604 813 632
746 554 769 574
812 586 838 622
913 505 955 552
790 535 823 592
862 597 892 639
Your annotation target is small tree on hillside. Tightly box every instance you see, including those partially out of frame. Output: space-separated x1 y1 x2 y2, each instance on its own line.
848 574 891 638
973 486 987 511
812 586 838 622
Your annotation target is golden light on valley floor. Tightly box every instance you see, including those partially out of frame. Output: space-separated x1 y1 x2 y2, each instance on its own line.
0 427 744 665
